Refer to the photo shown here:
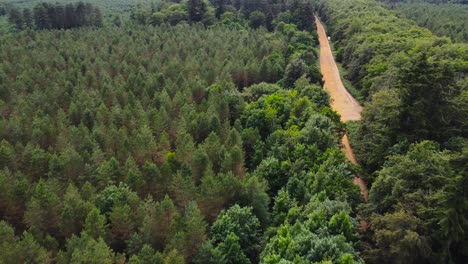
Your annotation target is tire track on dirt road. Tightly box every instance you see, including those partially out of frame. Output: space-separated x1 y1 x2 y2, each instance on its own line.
315 17 368 204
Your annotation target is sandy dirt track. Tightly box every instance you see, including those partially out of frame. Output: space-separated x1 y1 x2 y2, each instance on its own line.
315 17 368 203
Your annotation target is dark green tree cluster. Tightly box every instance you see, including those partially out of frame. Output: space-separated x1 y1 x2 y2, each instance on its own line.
316 0 468 262
0 0 139 15
131 0 214 26
364 141 468 264
7 1 102 30
0 4 366 261
0 2 13 16
382 1 468 42
132 0 316 32
0 24 274 263
379 0 468 5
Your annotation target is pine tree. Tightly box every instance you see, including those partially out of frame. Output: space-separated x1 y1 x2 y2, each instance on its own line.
54 4 65 29
218 233 251 264
75 2 86 27
8 8 23 30
64 4 75 28
168 202 207 260
57 233 115 264
60 184 92 238
93 7 103 27
84 207 108 240
109 203 135 251
0 222 51 263
33 3 50 29
24 180 61 235
141 196 179 251
22 9 33 28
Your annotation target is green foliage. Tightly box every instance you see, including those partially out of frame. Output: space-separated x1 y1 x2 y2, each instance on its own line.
57 232 115 264
109 203 135 251
0 221 50 263
284 58 307 88
318 0 468 175
131 0 214 26
193 241 225 264
365 141 468 262
1 0 140 15
382 1 468 42
294 77 329 108
84 207 108 240
24 179 62 235
249 11 265 29
349 89 402 173
261 195 362 263
211 204 261 261
187 0 210 23
217 233 251 264
7 2 103 30
167 201 207 261
128 244 164 264
366 211 431 264
0 1 364 263
140 196 179 251
60 184 93 238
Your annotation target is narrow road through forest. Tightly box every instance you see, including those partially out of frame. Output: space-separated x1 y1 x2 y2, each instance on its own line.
315 17 369 203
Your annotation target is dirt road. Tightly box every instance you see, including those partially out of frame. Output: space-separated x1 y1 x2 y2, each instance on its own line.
315 17 368 203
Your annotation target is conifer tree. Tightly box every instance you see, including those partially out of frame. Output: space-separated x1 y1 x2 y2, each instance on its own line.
8 8 23 30
22 9 33 28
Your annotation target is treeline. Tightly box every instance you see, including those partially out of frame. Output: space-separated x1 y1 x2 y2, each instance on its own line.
0 0 141 14
316 0 468 263
0 3 365 262
131 0 316 32
6 1 102 30
380 0 468 4
382 1 468 42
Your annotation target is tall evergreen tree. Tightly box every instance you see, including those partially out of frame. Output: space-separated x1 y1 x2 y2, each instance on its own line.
8 8 23 30
22 9 33 28
33 3 50 29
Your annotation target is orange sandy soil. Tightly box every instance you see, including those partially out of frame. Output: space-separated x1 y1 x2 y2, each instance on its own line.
315 17 369 204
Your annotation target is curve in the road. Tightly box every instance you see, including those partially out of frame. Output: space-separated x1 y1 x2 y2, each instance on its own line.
315 17 368 203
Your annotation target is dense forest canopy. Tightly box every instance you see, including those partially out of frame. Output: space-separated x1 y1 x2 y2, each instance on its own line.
0 0 144 14
380 0 468 42
0 0 367 263
317 0 468 170
316 0 468 262
380 0 467 4
0 0 467 263
6 2 103 30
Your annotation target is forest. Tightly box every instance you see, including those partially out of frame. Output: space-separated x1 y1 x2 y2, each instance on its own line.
0 0 142 14
380 0 468 42
316 0 467 262
6 2 103 30
0 0 364 263
0 0 467 263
